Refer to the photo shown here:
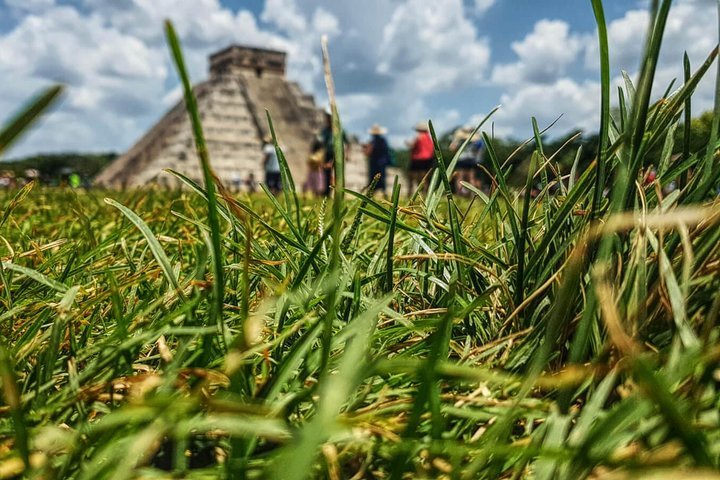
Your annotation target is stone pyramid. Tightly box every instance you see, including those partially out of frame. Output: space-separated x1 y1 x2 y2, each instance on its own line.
95 45 368 191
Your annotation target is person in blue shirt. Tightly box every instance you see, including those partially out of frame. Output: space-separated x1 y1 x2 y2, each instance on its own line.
363 124 391 195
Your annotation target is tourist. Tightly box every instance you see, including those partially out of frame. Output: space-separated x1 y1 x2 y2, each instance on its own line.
312 110 348 196
363 124 391 195
407 121 435 195
231 171 242 192
474 137 486 192
245 172 257 193
263 136 282 194
0 171 14 188
304 148 325 196
69 172 81 189
450 127 485 196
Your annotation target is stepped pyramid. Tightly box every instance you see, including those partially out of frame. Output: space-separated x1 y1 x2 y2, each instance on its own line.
95 45 368 191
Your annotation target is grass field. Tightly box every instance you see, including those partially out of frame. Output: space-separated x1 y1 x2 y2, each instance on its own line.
2 1 720 479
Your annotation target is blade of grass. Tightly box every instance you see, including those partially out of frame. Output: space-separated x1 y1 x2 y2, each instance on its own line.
385 177 400 293
681 52 691 190
165 20 225 343
591 0 611 218
0 345 29 468
104 198 181 295
266 110 301 228
0 85 63 156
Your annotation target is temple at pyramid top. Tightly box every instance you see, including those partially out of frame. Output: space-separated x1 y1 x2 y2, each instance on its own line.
95 44 368 190
209 45 287 77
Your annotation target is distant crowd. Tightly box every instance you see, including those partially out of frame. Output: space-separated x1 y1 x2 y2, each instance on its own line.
1 112 489 195
0 168 89 189
260 110 487 197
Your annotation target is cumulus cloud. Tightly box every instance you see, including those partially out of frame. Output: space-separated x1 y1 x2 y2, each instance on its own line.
492 19 583 85
262 0 491 142
260 0 342 92
479 0 717 139
582 0 717 118
490 79 601 138
3 0 54 12
378 0 490 92
0 1 289 157
474 0 496 15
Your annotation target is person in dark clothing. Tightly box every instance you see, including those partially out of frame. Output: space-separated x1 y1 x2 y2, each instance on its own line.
363 124 391 195
312 111 349 196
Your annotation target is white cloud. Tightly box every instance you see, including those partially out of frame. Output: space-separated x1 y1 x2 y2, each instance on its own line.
493 19 583 85
481 0 717 139
0 1 290 157
261 0 307 34
582 0 717 116
474 0 496 15
261 0 490 144
378 0 490 92
3 0 54 12
261 0 342 93
2 0 488 156
584 9 647 72
491 79 601 138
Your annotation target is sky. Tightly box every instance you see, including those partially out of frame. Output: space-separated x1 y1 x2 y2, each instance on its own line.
0 0 717 157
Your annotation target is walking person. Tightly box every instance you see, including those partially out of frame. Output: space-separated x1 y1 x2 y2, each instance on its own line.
304 148 325 196
363 124 391 195
262 136 282 194
471 136 487 193
450 127 477 197
311 110 348 196
245 172 257 193
407 121 435 195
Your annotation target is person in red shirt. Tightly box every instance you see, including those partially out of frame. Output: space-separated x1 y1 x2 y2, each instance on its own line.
407 121 435 195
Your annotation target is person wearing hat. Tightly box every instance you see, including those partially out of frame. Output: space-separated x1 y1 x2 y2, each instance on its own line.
262 135 282 194
407 121 435 194
363 124 391 194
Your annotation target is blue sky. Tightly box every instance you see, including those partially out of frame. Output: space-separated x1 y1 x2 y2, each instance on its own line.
0 0 716 157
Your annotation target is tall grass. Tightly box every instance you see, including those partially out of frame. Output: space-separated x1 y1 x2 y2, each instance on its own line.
1 0 720 478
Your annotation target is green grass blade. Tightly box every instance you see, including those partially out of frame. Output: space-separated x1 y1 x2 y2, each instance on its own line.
632 357 713 466
0 85 63 157
515 152 537 309
590 0 611 218
0 345 29 468
1 261 68 294
319 36 347 376
681 52 691 189
165 21 225 341
269 297 390 480
104 198 181 294
385 177 400 293
266 110 301 227
0 180 35 231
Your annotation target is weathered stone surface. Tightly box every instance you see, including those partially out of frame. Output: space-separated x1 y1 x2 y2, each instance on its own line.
95 45 369 192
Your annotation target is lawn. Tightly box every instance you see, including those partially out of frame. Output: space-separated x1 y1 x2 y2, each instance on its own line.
2 1 720 478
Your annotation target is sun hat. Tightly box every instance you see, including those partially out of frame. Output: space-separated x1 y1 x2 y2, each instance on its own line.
414 121 429 132
368 123 387 135
454 127 472 140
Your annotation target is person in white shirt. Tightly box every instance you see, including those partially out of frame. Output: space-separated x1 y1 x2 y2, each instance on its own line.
263 136 282 194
